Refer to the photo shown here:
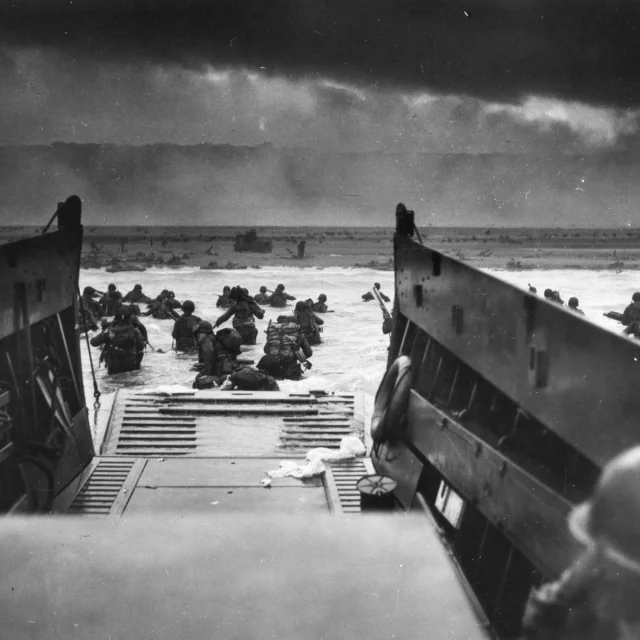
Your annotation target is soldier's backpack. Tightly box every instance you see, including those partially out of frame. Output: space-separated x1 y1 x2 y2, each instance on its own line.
264 322 300 358
229 366 280 391
216 328 242 354
109 325 136 351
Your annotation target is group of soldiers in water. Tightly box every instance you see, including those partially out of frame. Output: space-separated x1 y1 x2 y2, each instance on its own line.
80 279 392 388
528 284 585 315
78 281 349 391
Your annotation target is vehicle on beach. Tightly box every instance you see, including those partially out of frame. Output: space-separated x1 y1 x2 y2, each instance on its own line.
233 228 274 253
2 197 639 638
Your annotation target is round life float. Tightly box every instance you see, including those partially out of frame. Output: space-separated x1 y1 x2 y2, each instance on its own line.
370 355 412 443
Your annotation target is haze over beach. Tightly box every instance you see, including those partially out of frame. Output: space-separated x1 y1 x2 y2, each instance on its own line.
2 1 640 229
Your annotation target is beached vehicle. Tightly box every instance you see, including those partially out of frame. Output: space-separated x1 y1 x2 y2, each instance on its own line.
233 228 273 253
3 198 638 638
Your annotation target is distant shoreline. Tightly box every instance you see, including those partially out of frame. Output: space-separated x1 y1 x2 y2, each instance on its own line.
48 225 639 272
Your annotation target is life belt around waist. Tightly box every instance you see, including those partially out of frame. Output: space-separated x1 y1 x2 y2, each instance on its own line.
371 355 412 443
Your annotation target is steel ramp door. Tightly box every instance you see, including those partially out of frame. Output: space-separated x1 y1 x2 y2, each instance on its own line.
1 515 492 640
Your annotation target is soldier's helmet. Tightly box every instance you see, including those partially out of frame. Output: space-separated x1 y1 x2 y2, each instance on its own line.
194 321 213 335
374 282 381 289
83 286 99 297
544 288 553 298
568 297 579 308
633 292 640 302
318 294 327 302
108 283 117 292
223 286 231 293
134 284 143 290
277 284 285 290
295 301 305 312
260 286 267 293
129 304 141 316
569 446 640 572
182 300 195 313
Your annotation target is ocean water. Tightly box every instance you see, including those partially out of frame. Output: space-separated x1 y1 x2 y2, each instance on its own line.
79 266 637 403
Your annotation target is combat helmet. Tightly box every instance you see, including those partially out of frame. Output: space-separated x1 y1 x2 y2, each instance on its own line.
259 286 267 293
633 292 640 302
195 321 213 335
182 300 195 313
569 446 640 572
318 293 327 302
568 297 579 308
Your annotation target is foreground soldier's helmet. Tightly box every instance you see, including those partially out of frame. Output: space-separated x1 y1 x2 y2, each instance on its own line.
260 286 267 293
633 292 640 302
195 321 213 334
277 284 285 290
318 294 327 302
568 297 579 308
569 446 640 571
134 284 143 290
182 300 195 313
108 283 117 292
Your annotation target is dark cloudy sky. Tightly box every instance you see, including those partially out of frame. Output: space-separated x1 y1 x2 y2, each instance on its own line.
1 0 640 152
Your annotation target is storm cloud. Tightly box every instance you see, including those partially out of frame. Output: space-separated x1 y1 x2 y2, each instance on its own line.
2 0 640 108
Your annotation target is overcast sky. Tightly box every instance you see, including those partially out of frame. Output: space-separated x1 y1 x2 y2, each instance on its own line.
2 0 640 153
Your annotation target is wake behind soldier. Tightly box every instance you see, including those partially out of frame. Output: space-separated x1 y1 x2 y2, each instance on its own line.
172 300 202 352
362 282 390 303
213 287 265 345
90 307 145 374
522 445 640 639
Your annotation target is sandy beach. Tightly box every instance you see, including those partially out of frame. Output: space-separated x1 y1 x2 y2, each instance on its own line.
79 225 639 272
2 225 640 272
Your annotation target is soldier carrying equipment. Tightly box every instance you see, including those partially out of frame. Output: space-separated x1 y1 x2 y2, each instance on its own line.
213 287 265 345
89 308 145 374
257 317 312 380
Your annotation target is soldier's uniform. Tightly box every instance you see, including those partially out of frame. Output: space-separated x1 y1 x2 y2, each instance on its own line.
90 316 145 374
257 318 312 380
123 284 152 304
214 299 265 345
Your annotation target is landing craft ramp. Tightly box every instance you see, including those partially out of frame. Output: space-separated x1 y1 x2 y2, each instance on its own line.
53 389 376 517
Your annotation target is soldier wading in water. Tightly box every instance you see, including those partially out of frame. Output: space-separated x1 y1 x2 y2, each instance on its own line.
213 287 265 345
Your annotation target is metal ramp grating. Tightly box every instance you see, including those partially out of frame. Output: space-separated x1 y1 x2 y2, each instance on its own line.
104 391 357 457
66 459 138 516
325 458 374 514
